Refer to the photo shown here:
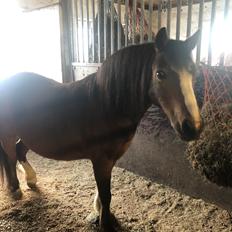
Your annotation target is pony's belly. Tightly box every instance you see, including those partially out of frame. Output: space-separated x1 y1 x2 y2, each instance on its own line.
34 149 89 161
20 136 90 161
25 132 135 162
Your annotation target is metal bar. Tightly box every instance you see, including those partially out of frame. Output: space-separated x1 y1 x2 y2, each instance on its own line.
59 0 74 82
117 0 121 49
208 0 216 65
98 0 101 62
74 0 79 62
224 0 230 18
132 0 137 44
196 0 204 64
104 0 107 59
187 0 193 37
86 0 90 62
176 0 182 40
91 0 95 62
220 0 230 66
167 0 171 37
158 0 161 30
148 0 153 41
71 0 75 62
111 0 115 54
69 0 74 63
140 0 144 43
125 0 129 46
80 0 84 62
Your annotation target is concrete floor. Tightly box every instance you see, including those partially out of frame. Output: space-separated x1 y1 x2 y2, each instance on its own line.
117 108 232 212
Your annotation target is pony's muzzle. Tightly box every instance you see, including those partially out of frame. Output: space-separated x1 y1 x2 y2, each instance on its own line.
179 118 203 141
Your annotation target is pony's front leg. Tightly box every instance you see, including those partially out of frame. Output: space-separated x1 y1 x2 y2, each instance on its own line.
16 140 37 188
92 158 116 232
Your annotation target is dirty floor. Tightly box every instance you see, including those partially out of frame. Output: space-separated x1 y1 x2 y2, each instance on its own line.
0 152 231 232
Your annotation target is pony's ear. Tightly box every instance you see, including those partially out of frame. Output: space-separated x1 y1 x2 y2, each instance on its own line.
185 30 200 51
155 27 169 51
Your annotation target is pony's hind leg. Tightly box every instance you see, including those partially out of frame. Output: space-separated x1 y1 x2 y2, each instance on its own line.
0 144 12 188
1 138 22 198
16 140 37 188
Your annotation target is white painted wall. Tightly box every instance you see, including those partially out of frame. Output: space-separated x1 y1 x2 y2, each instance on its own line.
0 2 62 82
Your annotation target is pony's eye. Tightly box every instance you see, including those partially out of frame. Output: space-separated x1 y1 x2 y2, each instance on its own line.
188 63 196 74
156 70 166 80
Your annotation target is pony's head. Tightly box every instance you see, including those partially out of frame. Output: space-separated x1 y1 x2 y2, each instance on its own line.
149 28 203 141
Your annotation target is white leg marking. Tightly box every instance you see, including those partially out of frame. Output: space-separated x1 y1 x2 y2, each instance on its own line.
86 190 101 223
20 161 37 187
17 162 25 174
94 190 101 213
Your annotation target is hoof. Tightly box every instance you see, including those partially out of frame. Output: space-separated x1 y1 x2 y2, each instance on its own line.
101 214 119 232
27 176 37 189
10 188 22 200
87 212 117 232
101 218 117 232
27 182 37 189
86 211 99 225
100 224 117 232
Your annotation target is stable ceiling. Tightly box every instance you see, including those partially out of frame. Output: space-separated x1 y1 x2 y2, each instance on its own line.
17 0 59 11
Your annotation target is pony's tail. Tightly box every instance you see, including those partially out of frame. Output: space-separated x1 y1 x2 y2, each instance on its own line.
0 144 11 187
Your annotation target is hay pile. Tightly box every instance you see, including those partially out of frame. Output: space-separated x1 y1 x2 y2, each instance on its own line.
187 119 232 187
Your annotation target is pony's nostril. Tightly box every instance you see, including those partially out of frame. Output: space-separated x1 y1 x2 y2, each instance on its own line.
182 119 195 135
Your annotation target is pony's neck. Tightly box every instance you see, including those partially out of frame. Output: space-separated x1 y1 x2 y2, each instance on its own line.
96 43 155 123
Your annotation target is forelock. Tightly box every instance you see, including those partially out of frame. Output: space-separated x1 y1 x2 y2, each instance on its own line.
162 40 193 69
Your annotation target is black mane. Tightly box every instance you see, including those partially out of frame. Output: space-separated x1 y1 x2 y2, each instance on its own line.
96 43 156 120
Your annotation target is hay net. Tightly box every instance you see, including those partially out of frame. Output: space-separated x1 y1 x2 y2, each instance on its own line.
187 66 232 187
201 66 232 129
